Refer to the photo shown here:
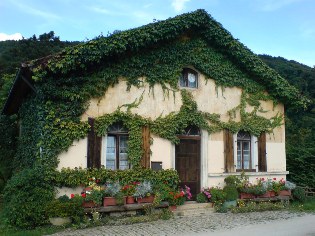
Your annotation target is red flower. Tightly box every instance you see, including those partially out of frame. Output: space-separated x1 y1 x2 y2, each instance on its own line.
273 178 277 180
70 194 75 198
81 193 86 198
261 178 265 181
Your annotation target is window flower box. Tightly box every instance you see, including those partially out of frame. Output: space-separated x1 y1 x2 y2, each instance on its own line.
240 192 255 199
136 195 155 203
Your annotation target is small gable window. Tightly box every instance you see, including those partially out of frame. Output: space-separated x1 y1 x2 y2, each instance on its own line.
180 68 198 88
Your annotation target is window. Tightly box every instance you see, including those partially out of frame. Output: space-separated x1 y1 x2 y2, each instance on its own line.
237 131 251 170
105 122 129 170
225 130 265 173
180 68 198 88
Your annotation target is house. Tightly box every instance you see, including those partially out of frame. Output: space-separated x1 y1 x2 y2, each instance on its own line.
2 9 308 197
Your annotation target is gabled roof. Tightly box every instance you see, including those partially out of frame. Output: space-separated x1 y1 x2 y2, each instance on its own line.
2 9 309 115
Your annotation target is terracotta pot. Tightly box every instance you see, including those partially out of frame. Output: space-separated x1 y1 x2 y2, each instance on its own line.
137 195 155 203
269 191 276 197
126 196 136 204
257 192 270 198
240 192 255 199
278 190 291 196
103 196 126 206
82 201 98 208
103 197 117 206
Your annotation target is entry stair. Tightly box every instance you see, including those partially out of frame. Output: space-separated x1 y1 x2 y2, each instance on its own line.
173 201 214 217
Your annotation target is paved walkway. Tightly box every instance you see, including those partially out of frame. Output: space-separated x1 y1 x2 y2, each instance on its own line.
49 211 314 236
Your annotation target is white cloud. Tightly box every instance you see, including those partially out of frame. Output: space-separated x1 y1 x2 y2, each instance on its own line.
9 0 60 20
257 0 302 11
172 0 191 12
0 33 23 41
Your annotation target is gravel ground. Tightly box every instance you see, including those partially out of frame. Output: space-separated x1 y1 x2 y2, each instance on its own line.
48 211 313 236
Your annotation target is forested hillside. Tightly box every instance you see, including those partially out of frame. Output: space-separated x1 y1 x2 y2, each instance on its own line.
259 55 315 186
0 35 314 192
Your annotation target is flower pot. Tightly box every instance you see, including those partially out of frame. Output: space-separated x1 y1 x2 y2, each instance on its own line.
240 192 255 199
103 197 117 206
82 201 98 208
49 217 71 226
136 195 155 203
126 196 136 204
269 191 276 197
103 197 126 206
257 192 270 198
223 200 237 208
278 190 291 196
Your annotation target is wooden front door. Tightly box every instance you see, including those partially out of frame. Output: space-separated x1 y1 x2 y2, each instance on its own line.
175 138 200 199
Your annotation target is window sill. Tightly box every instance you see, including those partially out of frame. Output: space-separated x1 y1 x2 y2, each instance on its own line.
208 171 289 177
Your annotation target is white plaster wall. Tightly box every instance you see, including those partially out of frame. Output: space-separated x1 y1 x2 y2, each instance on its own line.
81 76 284 124
207 173 288 188
208 140 224 174
57 138 87 170
266 143 286 172
82 80 182 121
150 135 173 169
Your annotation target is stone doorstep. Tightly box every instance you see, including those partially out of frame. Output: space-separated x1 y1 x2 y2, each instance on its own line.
173 202 215 217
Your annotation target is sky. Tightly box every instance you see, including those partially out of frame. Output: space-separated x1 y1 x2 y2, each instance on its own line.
0 0 314 67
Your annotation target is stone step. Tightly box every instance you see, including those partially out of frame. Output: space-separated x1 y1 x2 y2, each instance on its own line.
173 201 215 217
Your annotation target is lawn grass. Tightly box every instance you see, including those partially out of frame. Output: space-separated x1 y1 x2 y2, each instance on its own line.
290 196 315 212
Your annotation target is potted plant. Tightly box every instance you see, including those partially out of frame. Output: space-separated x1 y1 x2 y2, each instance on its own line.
168 190 185 209
273 179 295 196
133 181 154 203
82 177 104 207
237 173 255 199
103 182 125 206
122 182 137 204
196 188 211 203
208 187 226 205
84 189 104 206
223 185 238 208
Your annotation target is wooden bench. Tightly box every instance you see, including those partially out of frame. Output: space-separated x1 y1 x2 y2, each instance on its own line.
84 201 169 214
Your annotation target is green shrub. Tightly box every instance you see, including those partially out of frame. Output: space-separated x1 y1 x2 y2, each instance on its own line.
46 195 84 223
2 166 55 229
224 175 240 186
209 187 226 203
223 185 238 201
196 192 208 203
292 187 306 203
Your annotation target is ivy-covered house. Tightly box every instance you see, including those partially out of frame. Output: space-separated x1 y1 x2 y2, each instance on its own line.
2 9 308 199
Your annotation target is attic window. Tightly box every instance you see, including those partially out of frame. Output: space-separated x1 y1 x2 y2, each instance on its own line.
180 68 198 88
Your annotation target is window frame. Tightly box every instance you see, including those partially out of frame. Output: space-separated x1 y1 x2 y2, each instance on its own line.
102 123 130 170
234 131 258 172
179 68 198 89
